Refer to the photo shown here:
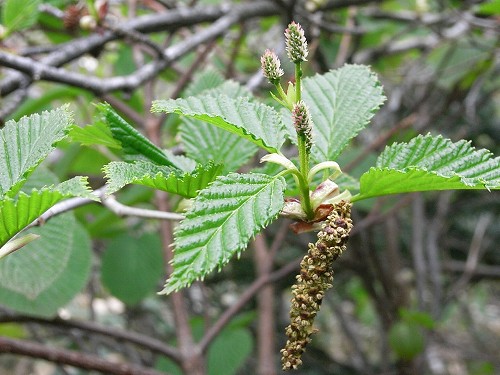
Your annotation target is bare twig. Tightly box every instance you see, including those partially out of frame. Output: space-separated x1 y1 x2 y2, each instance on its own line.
156 191 205 375
443 260 500 279
332 304 372 374
199 258 300 353
411 193 427 311
101 194 185 221
447 213 493 300
23 189 103 231
0 1 279 97
0 315 180 362
426 191 452 318
0 336 167 375
253 234 277 375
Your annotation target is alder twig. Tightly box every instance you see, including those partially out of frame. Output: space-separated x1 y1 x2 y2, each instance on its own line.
101 194 185 221
446 213 493 301
253 234 277 375
199 258 300 353
0 2 278 97
0 336 168 375
0 315 180 362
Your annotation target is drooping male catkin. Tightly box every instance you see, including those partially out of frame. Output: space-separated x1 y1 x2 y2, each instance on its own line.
281 200 353 370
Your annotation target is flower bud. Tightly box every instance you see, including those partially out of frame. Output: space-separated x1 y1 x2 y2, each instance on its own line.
292 101 313 152
285 22 308 63
260 49 284 84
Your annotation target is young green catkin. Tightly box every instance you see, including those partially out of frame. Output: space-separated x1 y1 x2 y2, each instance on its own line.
281 200 353 370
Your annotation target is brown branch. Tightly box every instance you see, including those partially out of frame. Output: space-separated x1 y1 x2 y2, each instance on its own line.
411 193 427 311
0 1 279 97
442 260 500 279
0 336 167 375
446 213 493 300
199 258 300 353
253 234 277 375
0 315 180 362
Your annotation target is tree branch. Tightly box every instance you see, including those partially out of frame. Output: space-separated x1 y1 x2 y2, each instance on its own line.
199 258 300 353
0 336 168 375
101 194 185 221
0 1 279 97
0 315 180 362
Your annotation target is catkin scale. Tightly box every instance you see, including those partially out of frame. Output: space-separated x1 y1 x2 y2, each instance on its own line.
281 201 353 370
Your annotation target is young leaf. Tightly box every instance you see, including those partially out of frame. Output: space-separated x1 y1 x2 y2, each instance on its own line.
152 94 286 153
104 160 223 198
354 134 500 201
96 103 180 168
0 106 73 198
161 173 286 294
302 65 386 162
0 177 95 247
179 81 257 173
69 121 122 149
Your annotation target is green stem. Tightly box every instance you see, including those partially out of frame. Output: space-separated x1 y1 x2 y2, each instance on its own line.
293 61 313 219
295 62 302 102
297 135 314 220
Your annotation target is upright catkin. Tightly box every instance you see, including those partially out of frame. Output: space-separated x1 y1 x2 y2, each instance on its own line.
281 200 353 370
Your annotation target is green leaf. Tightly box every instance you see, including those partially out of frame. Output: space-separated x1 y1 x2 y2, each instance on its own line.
183 69 225 97
69 121 121 149
104 160 223 198
389 321 425 361
476 0 500 15
0 214 91 317
179 81 257 173
152 94 285 153
0 177 95 247
0 106 73 197
207 327 253 375
302 64 386 162
96 103 180 168
156 319 253 375
101 233 164 306
1 0 40 35
354 134 500 201
181 117 258 173
161 173 286 294
399 308 435 329
163 150 197 172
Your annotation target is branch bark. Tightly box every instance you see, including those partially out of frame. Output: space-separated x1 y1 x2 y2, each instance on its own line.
253 234 277 375
0 336 167 375
0 2 279 97
0 315 180 362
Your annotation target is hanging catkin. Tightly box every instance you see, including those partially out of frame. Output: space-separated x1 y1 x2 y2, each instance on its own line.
281 200 353 370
